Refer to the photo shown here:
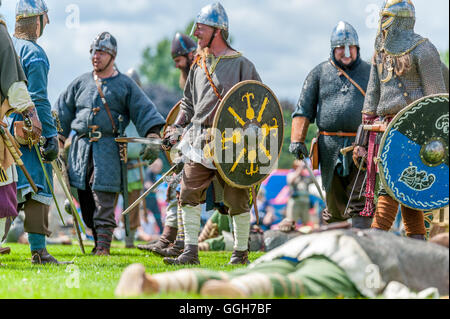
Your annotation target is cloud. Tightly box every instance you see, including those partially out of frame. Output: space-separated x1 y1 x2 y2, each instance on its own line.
1 0 448 104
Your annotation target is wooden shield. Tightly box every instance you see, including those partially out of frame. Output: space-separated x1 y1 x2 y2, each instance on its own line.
163 101 181 164
378 94 449 210
211 80 284 189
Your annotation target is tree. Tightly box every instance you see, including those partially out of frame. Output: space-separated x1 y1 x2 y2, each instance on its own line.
139 21 195 93
277 99 317 170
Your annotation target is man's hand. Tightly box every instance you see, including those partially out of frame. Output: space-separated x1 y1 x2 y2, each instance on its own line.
289 142 309 160
162 125 182 151
40 136 59 162
352 146 367 170
14 106 42 146
140 133 160 165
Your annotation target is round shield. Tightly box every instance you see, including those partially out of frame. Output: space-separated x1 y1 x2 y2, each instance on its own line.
378 94 449 210
212 80 284 189
163 101 181 165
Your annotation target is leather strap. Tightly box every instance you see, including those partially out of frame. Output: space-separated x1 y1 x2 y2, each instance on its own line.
329 59 366 97
201 56 223 101
320 131 357 137
94 75 117 135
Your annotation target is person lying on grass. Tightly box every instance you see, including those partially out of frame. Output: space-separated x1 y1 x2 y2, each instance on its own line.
115 228 449 299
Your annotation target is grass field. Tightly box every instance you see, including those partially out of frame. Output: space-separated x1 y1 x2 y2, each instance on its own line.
0 242 265 299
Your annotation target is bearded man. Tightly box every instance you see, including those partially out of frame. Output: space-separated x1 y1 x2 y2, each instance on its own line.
162 2 261 265
287 21 372 230
353 0 447 240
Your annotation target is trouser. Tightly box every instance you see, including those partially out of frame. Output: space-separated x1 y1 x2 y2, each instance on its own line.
77 152 117 230
152 255 360 298
165 197 178 229
322 166 365 224
286 193 310 224
180 162 249 215
145 194 163 233
125 189 141 230
19 197 51 237
372 193 426 236
0 183 18 219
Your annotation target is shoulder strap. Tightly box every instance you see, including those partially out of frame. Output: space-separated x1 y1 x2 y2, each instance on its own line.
329 59 366 97
201 56 223 101
94 75 117 134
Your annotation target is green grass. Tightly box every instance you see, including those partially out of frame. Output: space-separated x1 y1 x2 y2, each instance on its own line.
0 243 265 299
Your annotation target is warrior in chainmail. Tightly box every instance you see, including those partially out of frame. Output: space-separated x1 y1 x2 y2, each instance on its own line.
115 229 449 299
353 0 447 240
288 21 372 229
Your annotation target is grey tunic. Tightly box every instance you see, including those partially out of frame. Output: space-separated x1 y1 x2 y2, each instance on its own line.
292 57 371 192
54 72 165 193
179 53 261 168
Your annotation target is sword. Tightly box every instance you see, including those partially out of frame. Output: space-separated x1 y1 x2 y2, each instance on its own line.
115 137 163 146
51 159 86 254
118 116 131 236
122 163 181 216
302 158 325 202
0 125 38 193
344 157 365 217
34 140 66 226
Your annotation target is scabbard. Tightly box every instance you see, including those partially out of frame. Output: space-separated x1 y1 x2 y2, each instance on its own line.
0 126 38 193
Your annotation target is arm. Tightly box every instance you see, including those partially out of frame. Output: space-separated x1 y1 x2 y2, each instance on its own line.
290 68 320 159
416 42 447 95
362 55 380 116
25 60 57 139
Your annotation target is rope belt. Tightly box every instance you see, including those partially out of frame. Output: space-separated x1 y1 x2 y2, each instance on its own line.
320 131 357 137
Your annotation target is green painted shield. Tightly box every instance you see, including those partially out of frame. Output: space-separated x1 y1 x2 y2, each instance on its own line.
211 80 284 189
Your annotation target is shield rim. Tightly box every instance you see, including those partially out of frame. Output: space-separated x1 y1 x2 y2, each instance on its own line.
163 100 181 165
212 80 284 189
377 93 449 210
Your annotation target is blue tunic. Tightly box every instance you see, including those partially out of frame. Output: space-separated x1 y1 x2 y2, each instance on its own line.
10 37 57 205
54 72 165 193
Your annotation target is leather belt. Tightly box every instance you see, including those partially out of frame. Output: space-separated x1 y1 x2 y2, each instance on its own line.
320 131 357 137
77 125 116 142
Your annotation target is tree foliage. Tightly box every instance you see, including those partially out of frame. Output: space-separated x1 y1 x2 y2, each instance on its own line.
139 21 195 92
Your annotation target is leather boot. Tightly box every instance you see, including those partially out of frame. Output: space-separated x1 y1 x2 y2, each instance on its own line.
31 248 74 265
137 225 177 252
0 247 11 255
351 216 373 229
95 228 113 256
90 229 98 255
153 240 184 258
228 250 250 265
163 244 199 265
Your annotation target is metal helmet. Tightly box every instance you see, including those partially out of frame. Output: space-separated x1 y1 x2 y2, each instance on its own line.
16 0 48 21
190 2 229 40
330 21 359 58
171 32 197 59
90 32 117 58
379 0 415 31
126 68 142 88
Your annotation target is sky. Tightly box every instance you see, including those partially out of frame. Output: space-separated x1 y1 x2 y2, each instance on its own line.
1 0 449 105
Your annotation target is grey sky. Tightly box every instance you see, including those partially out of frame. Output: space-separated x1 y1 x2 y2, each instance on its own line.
1 0 448 104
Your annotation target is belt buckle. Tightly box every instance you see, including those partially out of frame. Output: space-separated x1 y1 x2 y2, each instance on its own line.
88 127 102 142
